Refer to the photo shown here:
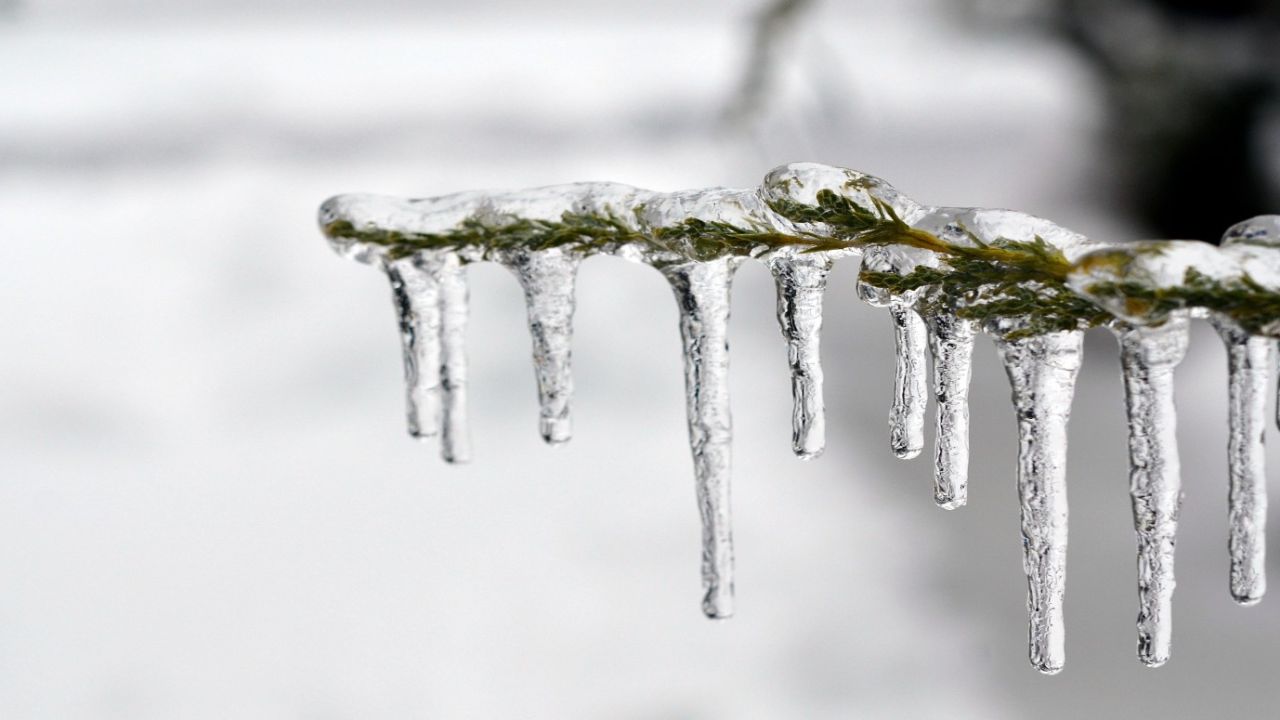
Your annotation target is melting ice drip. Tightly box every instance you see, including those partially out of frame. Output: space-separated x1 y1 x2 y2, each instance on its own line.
318 163 1280 674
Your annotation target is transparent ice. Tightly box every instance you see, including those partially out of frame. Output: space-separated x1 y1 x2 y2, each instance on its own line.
1211 317 1270 606
1114 319 1189 667
925 312 975 510
767 254 832 460
437 253 472 464
385 255 443 441
663 259 739 619
499 248 581 445
996 330 1082 675
856 245 931 461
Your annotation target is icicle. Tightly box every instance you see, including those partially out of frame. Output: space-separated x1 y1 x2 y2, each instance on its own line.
768 255 833 459
924 312 975 509
503 248 582 445
996 330 1083 675
437 253 472 464
662 259 738 619
889 303 928 459
1210 316 1272 605
385 254 443 440
1115 319 1189 667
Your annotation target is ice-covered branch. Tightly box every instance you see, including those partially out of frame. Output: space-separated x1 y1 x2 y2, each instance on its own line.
319 163 1280 673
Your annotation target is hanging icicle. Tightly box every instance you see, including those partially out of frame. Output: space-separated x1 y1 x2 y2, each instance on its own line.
767 254 832 460
384 253 443 441
319 165 1280 674
1114 319 1189 667
856 245 931 461
888 304 928 460
925 312 975 510
434 253 472 465
500 248 582 445
1211 317 1272 606
663 259 740 619
995 330 1083 675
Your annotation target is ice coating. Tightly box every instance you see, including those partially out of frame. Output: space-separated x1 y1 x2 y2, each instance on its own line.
911 207 1104 340
925 312 975 509
996 330 1083 675
767 254 832 459
758 162 929 237
663 259 740 619
321 163 1280 673
1066 219 1280 337
1212 317 1272 606
912 205 1099 264
943 206 1097 257
500 248 580 444
1115 319 1189 667
1069 240 1233 324
1222 214 1280 249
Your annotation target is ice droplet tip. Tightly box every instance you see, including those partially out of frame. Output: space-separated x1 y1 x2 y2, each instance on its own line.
702 606 734 620
1140 654 1169 669
935 496 965 511
702 583 735 620
1232 592 1264 607
540 418 572 445
892 444 923 460
793 447 824 461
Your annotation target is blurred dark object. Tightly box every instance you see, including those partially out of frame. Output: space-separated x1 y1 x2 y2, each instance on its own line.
722 0 817 127
960 0 1280 242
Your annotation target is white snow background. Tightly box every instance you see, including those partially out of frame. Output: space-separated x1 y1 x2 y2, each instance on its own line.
1 1 1279 717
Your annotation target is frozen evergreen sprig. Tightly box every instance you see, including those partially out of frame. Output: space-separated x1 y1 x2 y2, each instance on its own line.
324 212 833 263
321 175 1280 336
325 196 1093 339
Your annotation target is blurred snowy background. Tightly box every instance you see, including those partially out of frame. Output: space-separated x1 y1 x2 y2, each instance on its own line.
2 0 1280 717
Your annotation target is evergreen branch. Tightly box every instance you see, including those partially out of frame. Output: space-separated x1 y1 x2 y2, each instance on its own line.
324 186 1280 337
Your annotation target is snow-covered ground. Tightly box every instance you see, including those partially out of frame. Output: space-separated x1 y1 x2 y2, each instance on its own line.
2 2 1279 717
